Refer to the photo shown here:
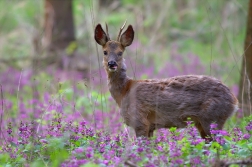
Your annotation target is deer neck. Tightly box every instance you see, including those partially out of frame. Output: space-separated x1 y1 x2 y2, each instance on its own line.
105 62 131 107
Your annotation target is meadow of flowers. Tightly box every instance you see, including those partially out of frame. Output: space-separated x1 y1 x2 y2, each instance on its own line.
0 48 251 167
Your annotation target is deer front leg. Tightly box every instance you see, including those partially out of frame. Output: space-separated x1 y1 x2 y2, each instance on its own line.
134 120 150 137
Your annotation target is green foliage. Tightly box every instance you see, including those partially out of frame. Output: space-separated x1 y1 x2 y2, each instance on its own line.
81 163 99 167
66 42 78 55
122 0 141 6
48 139 69 167
0 153 10 165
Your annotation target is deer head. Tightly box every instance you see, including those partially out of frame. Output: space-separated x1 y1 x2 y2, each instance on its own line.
94 22 134 72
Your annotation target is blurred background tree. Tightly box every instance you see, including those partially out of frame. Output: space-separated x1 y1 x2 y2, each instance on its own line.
99 0 121 11
42 0 88 71
44 0 75 53
43 0 76 68
239 0 252 116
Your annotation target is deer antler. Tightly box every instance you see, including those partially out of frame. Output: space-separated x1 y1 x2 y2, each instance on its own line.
117 20 127 41
105 22 110 41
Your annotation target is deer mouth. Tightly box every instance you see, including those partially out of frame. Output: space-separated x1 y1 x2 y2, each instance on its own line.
108 64 118 72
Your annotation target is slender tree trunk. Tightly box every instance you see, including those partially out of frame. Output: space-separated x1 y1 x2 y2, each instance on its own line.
99 0 114 7
238 0 252 116
99 0 120 10
176 0 187 21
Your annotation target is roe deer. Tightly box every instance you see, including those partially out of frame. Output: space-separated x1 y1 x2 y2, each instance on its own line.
94 22 238 139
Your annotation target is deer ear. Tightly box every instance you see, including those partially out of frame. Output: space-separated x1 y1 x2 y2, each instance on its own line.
120 25 134 47
94 24 108 46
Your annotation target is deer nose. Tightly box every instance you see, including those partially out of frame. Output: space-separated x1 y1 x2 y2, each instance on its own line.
108 61 117 67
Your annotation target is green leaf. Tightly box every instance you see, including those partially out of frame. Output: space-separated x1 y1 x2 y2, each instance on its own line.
169 127 177 133
223 136 232 142
222 143 230 150
195 143 203 150
237 149 249 156
66 41 78 55
237 139 247 145
50 148 69 167
0 153 10 164
73 140 81 147
247 143 252 150
211 141 221 150
81 163 99 167
31 160 47 167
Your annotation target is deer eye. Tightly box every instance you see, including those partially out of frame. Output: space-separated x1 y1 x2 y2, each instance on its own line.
103 51 108 55
118 52 123 56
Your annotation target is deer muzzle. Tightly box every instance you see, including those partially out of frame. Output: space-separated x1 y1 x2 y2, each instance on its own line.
108 61 118 72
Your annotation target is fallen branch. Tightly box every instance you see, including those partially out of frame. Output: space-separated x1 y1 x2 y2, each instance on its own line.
220 159 252 167
125 160 138 167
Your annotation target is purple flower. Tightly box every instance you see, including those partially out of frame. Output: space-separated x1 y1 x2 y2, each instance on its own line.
86 128 94 137
190 156 201 165
233 127 243 141
85 147 93 158
203 150 210 156
137 147 144 153
7 128 12 134
191 138 203 145
99 142 106 153
114 135 120 142
104 134 111 143
80 121 86 127
157 145 163 152
7 136 14 143
188 128 199 138
39 139 48 144
173 159 183 164
246 122 252 131
70 135 80 141
243 134 251 140
216 136 226 145
103 160 109 166
210 123 218 129
171 151 182 157
219 130 229 136
145 162 156 167
74 147 84 154
74 126 79 133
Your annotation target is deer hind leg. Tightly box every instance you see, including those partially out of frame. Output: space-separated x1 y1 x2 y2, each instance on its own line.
199 117 226 134
148 124 156 137
181 116 209 139
194 119 213 141
216 121 225 130
194 121 209 139
135 126 149 137
148 130 154 137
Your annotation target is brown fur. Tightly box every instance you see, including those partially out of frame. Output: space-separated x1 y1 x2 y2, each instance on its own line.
94 24 239 139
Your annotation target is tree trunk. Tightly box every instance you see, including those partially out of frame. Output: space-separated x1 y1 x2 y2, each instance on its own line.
238 0 252 116
43 0 82 70
175 0 188 21
44 0 75 51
